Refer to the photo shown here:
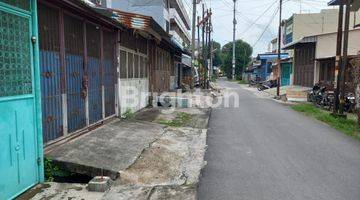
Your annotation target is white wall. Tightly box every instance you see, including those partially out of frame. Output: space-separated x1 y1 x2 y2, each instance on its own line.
119 78 149 115
292 9 360 44
316 29 360 59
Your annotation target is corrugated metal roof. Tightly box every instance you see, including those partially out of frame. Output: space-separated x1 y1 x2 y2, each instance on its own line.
109 9 152 30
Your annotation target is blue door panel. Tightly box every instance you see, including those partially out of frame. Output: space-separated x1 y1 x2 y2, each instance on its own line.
0 99 38 199
66 54 86 133
88 57 102 124
0 2 42 199
40 51 63 143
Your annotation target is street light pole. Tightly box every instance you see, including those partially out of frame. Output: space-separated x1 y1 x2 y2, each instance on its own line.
232 0 237 80
276 0 283 97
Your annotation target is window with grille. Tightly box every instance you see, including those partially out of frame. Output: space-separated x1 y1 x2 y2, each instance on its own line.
128 53 134 78
140 57 144 78
120 50 127 78
0 10 32 97
134 54 139 78
1 0 30 11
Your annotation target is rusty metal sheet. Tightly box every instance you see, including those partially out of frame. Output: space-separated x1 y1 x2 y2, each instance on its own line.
64 13 86 133
86 23 102 124
109 8 151 30
38 4 63 143
103 30 116 117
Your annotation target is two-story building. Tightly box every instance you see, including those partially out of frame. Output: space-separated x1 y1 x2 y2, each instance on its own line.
283 9 360 87
109 0 192 89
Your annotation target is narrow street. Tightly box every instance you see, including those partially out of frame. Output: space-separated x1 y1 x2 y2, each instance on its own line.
198 79 360 200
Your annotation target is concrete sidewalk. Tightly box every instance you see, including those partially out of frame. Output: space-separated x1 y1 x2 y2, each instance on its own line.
25 107 210 200
46 120 165 179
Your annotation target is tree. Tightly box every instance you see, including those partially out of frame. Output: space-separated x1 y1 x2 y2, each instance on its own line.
221 40 253 79
211 41 222 67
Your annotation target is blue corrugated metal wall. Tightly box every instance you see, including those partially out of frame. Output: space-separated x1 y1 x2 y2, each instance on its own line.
38 4 63 143
40 51 63 142
66 54 86 133
88 57 103 124
104 59 115 117
38 4 117 144
103 30 116 117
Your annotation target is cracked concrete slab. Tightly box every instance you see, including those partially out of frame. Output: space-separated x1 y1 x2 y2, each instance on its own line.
117 127 207 187
103 185 196 200
135 107 211 129
103 127 207 199
46 119 165 179
23 182 104 200
26 106 210 200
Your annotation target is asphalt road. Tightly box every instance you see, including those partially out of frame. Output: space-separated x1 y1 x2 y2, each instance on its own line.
198 79 360 200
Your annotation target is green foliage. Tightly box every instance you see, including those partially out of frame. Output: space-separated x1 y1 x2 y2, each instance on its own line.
221 40 253 79
158 112 192 127
211 41 222 67
211 74 218 82
291 104 360 140
44 157 72 181
123 108 135 120
238 79 248 84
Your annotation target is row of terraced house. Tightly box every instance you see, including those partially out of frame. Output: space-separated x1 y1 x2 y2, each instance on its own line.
0 0 192 199
246 1 360 92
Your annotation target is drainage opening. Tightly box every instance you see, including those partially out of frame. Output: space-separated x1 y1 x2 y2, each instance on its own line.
53 173 93 184
45 158 93 184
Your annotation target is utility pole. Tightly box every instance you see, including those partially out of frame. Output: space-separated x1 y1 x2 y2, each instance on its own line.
197 16 200 53
333 1 344 115
191 0 197 88
207 9 212 88
276 0 283 97
209 8 213 82
202 3 205 88
232 0 237 80
339 0 351 115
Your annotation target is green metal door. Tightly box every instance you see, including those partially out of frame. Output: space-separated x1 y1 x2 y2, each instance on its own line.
281 62 292 86
0 1 44 199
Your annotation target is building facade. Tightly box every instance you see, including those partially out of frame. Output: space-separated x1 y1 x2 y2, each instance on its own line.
283 29 360 88
284 9 360 46
110 0 191 90
109 0 190 47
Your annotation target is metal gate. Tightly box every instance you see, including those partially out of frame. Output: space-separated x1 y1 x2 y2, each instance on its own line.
86 23 102 124
0 1 44 199
64 14 86 133
103 30 116 117
38 4 63 143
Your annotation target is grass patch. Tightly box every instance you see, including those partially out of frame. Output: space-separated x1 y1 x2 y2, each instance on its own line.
122 108 135 120
291 103 360 140
158 112 192 127
238 79 248 84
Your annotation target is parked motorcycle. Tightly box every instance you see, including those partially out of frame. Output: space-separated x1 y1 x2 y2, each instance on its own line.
309 85 334 110
257 80 278 91
344 93 356 113
249 76 261 87
307 84 321 103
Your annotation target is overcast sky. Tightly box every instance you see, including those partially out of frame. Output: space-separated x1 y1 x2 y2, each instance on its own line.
183 0 332 56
